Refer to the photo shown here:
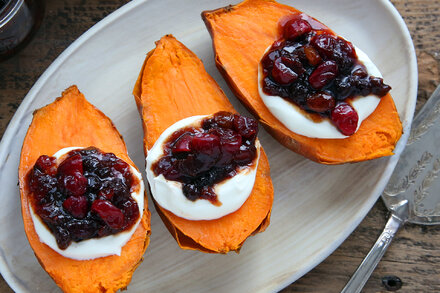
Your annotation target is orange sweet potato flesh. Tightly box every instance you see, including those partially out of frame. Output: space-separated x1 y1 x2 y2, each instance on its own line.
19 86 151 293
202 0 403 164
133 35 273 253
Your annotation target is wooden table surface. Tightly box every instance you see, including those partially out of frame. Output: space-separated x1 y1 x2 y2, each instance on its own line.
0 0 439 292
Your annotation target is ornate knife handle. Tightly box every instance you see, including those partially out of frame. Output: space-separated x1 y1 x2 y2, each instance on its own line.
340 214 403 293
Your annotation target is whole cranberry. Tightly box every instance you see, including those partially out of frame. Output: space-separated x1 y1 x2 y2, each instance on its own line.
369 77 391 96
35 155 57 176
191 133 221 157
172 133 193 153
311 33 338 59
283 17 312 40
306 92 336 113
331 103 359 136
309 60 338 89
281 56 305 75
63 195 88 219
337 37 356 59
272 57 298 85
57 154 84 176
233 115 258 140
261 49 281 70
235 145 257 165
120 198 139 223
215 112 236 128
91 199 124 230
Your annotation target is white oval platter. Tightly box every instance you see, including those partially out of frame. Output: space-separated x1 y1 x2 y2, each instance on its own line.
0 0 417 292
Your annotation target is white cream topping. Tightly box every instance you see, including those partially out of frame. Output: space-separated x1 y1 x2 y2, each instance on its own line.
258 46 383 139
29 147 144 260
146 115 260 221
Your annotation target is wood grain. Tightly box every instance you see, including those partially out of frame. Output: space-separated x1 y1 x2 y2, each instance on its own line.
0 0 439 292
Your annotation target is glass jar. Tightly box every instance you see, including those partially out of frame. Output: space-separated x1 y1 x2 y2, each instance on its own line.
0 0 44 61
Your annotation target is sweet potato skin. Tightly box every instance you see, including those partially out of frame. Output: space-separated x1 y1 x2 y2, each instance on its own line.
19 86 151 293
134 35 273 253
202 0 403 164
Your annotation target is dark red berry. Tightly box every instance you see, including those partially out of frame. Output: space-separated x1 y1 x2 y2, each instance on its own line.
191 133 220 157
311 33 338 59
272 57 298 85
234 115 258 139
172 133 193 153
281 56 305 75
154 157 181 180
331 103 359 136
35 155 57 176
309 60 338 89
218 131 242 165
214 111 236 129
337 37 356 59
263 76 289 97
283 18 312 40
120 198 139 224
58 172 87 197
306 92 336 113
369 77 391 96
112 159 129 175
261 49 281 69
57 153 84 176
63 195 88 219
91 199 124 230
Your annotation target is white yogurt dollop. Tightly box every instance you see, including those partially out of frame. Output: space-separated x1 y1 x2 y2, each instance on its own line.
29 147 144 260
258 46 383 139
146 115 260 221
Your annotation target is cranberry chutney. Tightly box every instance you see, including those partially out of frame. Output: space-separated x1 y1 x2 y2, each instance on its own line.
260 14 391 136
28 147 141 250
152 111 258 205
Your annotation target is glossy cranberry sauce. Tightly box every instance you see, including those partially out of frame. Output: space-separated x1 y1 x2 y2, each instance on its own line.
261 14 391 135
28 147 140 249
152 112 258 204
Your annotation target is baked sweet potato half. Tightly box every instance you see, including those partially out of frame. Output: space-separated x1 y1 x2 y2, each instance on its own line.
19 86 151 293
133 35 273 253
202 0 403 164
